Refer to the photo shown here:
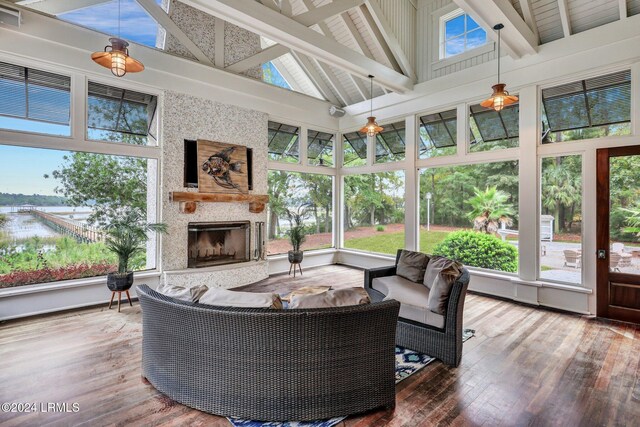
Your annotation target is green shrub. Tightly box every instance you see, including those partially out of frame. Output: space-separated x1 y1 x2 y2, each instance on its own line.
376 225 385 232
432 230 518 273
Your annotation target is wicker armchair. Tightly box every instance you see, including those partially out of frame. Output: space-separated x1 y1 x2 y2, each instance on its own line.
364 250 470 367
137 285 400 421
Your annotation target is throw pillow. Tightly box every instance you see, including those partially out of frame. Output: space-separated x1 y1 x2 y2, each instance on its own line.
199 288 283 309
156 283 209 303
288 287 371 309
423 256 456 289
396 250 430 282
427 260 463 315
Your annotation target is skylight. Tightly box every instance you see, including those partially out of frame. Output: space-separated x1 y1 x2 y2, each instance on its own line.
58 0 161 48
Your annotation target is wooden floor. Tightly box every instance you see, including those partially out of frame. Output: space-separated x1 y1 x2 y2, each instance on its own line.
1 265 639 427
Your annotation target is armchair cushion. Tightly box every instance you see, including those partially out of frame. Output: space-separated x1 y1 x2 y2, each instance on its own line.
372 275 444 328
396 250 430 282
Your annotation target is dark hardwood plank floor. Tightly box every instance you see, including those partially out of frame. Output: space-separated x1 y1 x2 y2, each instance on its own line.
1 265 639 426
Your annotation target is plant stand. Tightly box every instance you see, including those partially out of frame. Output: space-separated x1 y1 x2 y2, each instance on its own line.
108 290 133 312
288 261 303 277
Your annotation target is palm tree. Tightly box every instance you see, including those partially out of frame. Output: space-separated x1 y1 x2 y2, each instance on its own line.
467 186 515 234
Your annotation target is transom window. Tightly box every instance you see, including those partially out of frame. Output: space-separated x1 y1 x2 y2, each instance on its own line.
268 120 300 163
440 10 487 59
375 121 406 163
0 62 71 136
419 109 457 159
469 101 519 152
541 70 631 143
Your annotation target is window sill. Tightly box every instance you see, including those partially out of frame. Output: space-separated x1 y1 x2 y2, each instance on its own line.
0 270 161 298
268 248 338 261
511 277 592 294
433 43 494 71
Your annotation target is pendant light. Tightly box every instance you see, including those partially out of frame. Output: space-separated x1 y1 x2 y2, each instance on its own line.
91 0 144 77
481 24 517 111
359 75 383 137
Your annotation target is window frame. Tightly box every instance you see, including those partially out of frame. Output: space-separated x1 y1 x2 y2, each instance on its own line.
438 8 489 61
0 58 163 293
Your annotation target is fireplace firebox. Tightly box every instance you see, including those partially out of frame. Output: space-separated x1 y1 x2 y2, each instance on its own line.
187 221 250 268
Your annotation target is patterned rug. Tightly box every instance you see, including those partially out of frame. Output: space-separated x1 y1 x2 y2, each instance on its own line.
228 329 475 427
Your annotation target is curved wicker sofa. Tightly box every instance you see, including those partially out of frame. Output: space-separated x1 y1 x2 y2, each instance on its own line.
137 285 401 422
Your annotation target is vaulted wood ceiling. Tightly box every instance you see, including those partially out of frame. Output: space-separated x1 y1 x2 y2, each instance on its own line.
11 0 640 107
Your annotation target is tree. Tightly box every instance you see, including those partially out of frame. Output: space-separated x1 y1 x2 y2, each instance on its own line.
49 153 149 226
541 156 581 233
467 186 515 234
267 170 291 239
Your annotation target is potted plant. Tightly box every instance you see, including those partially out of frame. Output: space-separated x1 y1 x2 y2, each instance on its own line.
287 209 307 264
105 210 167 291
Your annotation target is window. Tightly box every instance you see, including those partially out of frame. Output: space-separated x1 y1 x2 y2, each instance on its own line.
440 10 487 59
87 81 158 145
268 121 300 163
419 160 519 273
267 171 333 255
419 109 457 159
342 131 368 167
469 101 519 152
262 62 291 90
307 129 334 167
375 120 406 163
343 171 405 255
541 70 631 143
0 145 157 289
540 155 582 284
59 0 161 48
0 62 71 136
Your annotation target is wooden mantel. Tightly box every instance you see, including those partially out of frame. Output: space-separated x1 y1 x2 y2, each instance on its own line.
170 192 269 214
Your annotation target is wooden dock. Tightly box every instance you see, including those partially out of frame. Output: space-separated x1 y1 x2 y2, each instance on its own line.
17 208 105 243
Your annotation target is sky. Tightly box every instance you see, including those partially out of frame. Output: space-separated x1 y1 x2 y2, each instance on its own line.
59 0 161 48
0 140 66 196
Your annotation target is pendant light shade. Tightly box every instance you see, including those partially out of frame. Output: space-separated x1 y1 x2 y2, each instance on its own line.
91 0 144 77
482 24 517 111
359 75 383 137
91 38 144 77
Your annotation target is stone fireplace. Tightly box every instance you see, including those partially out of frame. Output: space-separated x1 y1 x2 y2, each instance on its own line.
187 221 250 268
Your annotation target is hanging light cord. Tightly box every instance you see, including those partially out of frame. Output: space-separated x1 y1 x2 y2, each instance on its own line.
497 27 500 83
369 75 374 116
118 0 121 39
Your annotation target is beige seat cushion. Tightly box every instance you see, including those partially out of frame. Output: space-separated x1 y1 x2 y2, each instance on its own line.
372 275 444 328
289 288 370 309
199 288 283 309
156 283 208 303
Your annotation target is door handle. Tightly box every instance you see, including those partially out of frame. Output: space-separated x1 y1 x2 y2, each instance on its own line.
597 249 607 259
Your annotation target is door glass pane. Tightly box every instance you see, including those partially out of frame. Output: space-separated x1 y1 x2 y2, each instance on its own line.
609 155 640 274
540 155 582 284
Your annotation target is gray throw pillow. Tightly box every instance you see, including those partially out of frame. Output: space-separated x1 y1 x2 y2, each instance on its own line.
396 250 430 283
423 256 454 290
199 288 283 309
427 260 463 315
288 288 371 309
156 283 208 303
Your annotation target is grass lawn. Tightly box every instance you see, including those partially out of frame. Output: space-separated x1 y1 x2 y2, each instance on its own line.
344 230 450 256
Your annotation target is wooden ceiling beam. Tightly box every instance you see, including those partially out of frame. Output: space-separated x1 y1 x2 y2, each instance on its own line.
181 0 413 93
136 0 214 66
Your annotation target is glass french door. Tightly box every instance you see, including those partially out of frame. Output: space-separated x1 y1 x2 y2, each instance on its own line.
596 146 640 323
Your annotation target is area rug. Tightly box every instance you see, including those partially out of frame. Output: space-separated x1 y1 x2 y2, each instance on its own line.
228 329 475 427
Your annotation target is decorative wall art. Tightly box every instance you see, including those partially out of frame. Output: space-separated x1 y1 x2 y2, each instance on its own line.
197 139 249 194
